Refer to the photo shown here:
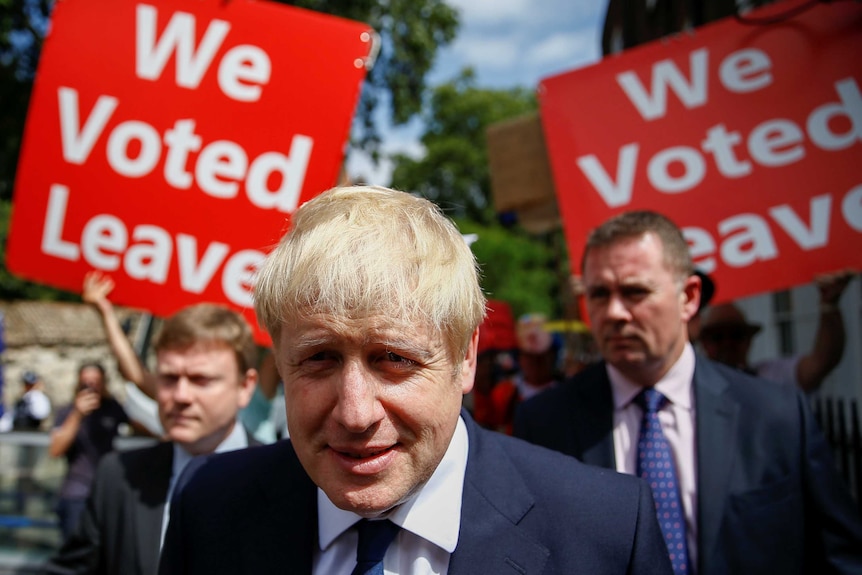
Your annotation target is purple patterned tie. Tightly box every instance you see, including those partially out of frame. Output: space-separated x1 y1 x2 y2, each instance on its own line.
635 388 690 575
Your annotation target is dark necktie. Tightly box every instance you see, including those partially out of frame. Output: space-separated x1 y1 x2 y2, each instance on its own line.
350 519 400 575
635 388 690 575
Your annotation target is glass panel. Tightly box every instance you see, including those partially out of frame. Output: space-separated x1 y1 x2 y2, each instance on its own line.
0 432 64 567
0 433 157 571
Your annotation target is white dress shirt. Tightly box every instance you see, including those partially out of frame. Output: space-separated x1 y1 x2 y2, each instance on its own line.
314 416 470 575
608 342 699 570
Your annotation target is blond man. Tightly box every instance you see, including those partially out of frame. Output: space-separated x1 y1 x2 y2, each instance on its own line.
159 186 671 575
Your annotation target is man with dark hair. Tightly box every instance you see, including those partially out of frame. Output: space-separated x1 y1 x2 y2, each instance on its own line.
514 210 862 575
46 303 259 575
49 362 129 540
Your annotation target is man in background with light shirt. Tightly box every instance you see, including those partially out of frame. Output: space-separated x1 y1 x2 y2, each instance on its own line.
514 210 862 575
46 304 258 575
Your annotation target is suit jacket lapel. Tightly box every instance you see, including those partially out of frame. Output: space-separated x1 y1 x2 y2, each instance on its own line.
693 357 739 572
241 441 318 574
448 415 550 575
134 442 173 575
159 426 261 572
576 364 615 469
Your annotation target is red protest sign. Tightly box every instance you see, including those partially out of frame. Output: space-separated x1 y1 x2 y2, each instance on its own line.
7 0 374 342
540 0 862 303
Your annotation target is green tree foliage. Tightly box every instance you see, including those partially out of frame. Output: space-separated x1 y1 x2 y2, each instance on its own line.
388 70 563 316
0 0 50 200
0 0 62 300
289 0 458 160
0 200 76 300
458 219 561 319
390 69 536 224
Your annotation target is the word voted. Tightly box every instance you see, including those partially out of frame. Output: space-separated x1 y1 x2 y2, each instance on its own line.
59 87 312 213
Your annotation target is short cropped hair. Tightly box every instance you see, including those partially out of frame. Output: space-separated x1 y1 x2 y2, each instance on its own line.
254 185 486 360
77 361 109 396
78 361 106 381
154 304 257 374
581 210 693 281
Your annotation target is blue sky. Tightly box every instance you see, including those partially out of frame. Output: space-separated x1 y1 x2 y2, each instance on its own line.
347 0 609 184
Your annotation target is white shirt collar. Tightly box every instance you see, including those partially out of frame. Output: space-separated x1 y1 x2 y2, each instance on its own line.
171 422 249 478
317 416 469 554
608 342 696 410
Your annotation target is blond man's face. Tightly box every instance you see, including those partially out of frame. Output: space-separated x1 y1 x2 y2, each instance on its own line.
276 313 477 517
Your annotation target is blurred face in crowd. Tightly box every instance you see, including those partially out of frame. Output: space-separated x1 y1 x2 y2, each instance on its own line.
583 232 699 386
474 352 496 395
78 366 106 396
156 343 256 455
275 313 478 518
701 329 752 368
699 304 756 369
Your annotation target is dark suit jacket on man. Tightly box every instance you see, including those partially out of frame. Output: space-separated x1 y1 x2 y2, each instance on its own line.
45 431 260 575
44 441 172 575
158 412 673 575
513 357 862 575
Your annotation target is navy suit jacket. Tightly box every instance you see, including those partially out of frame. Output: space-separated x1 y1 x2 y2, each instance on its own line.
513 357 862 575
159 412 673 574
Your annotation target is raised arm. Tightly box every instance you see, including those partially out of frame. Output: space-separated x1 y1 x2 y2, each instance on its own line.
795 269 855 393
83 270 158 398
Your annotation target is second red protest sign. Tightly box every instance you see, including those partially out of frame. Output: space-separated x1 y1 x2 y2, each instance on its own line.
540 1 862 302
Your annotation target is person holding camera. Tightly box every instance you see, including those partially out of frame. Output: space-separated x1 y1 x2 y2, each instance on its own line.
49 362 129 540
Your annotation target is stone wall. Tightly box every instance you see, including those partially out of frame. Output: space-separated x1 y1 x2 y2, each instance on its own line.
0 300 149 426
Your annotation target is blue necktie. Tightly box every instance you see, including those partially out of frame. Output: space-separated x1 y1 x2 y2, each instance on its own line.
351 519 400 575
635 388 690 575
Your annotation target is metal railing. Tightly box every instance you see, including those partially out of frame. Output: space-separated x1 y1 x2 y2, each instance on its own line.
812 396 862 512
0 432 157 573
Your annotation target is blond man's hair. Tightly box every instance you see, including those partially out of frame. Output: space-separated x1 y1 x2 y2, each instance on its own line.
254 185 486 361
